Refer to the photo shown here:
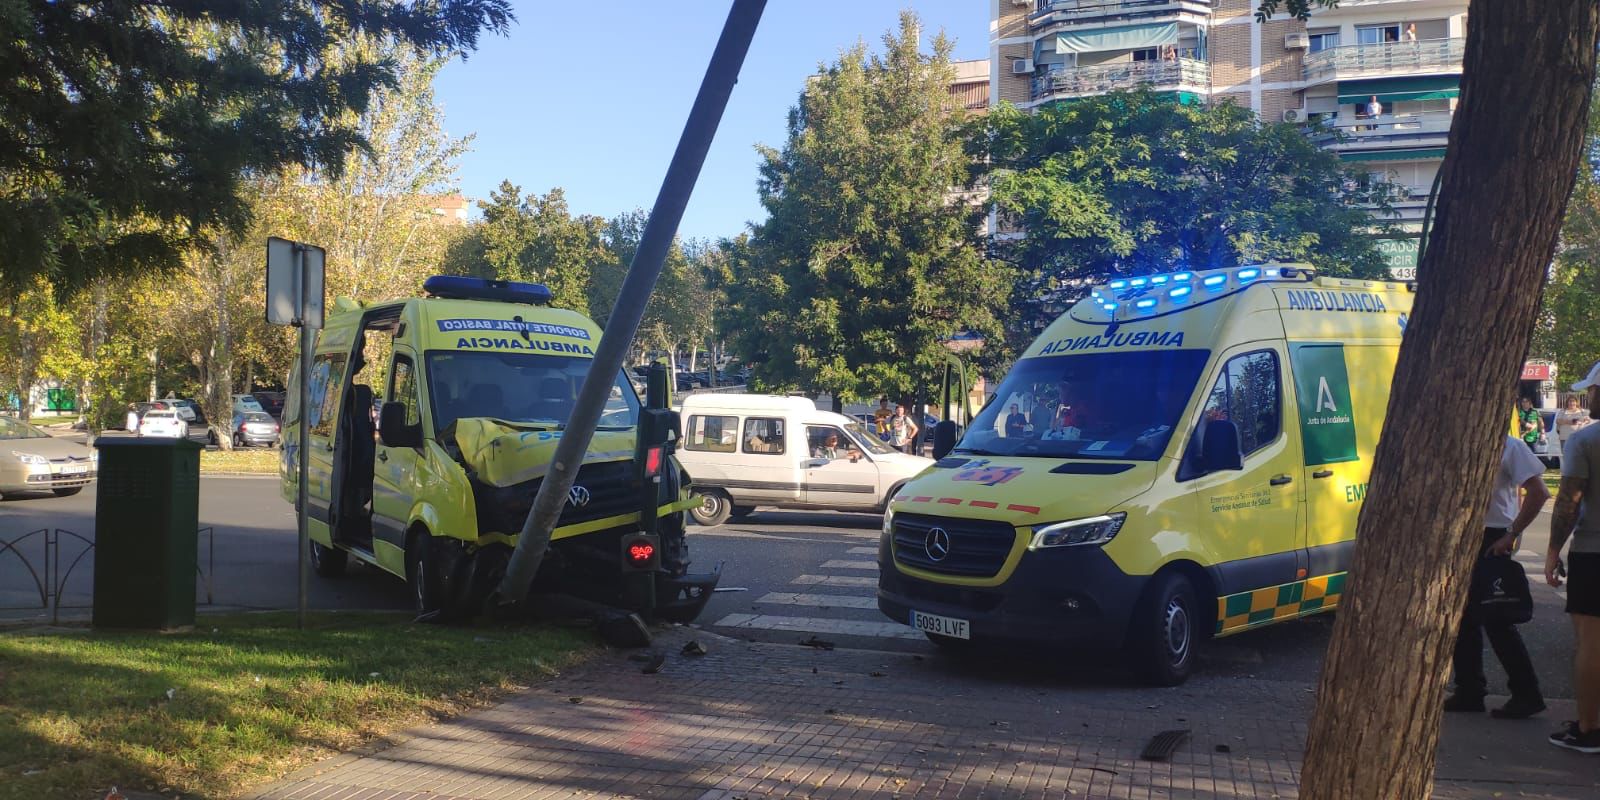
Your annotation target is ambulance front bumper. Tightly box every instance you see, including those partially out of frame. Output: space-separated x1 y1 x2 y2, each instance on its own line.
877 543 1146 649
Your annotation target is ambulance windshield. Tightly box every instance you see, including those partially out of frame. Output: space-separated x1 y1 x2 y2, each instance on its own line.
957 349 1209 460
426 351 639 433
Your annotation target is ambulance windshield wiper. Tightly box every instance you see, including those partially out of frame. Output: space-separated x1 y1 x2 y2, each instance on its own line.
952 447 1002 456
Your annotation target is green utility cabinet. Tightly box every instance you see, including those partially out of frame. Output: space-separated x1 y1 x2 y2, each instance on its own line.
93 437 203 630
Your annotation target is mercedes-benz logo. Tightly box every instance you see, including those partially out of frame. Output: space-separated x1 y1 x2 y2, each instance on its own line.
924 527 951 562
567 485 591 508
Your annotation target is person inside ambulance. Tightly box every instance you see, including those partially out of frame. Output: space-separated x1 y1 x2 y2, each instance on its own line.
1046 379 1087 440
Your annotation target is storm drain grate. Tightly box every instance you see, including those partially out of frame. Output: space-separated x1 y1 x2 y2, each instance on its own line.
1139 729 1191 762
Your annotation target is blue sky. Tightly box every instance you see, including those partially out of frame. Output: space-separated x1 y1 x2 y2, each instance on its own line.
433 1 989 242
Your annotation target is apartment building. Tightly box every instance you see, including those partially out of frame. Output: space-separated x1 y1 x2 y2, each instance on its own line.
950 58 993 113
990 0 1469 279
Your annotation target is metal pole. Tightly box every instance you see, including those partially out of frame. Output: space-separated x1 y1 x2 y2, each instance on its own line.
296 247 312 629
496 0 766 604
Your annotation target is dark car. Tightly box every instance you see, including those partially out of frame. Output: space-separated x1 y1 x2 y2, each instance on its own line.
252 391 286 418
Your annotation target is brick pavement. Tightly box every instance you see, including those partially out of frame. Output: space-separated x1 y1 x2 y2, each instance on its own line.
250 627 1596 800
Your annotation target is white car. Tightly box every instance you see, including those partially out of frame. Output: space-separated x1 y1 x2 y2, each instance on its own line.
676 394 935 524
233 394 265 415
138 409 187 438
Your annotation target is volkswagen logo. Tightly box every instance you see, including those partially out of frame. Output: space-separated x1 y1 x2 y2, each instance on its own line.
924 527 951 562
567 485 592 508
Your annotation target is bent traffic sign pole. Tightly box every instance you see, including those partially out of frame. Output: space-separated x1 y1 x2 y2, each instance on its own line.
496 0 766 606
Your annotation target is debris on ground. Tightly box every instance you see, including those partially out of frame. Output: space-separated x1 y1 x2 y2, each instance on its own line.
799 635 835 650
681 640 708 656
641 653 667 674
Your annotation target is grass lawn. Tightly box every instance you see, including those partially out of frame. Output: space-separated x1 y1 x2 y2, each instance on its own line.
200 448 279 475
0 612 594 800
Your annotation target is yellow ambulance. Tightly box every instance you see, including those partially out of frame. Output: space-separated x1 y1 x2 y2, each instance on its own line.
877 264 1412 684
280 275 715 621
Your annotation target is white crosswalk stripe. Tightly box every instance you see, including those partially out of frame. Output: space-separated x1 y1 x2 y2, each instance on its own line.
819 559 877 570
713 613 922 640
1515 549 1566 600
791 574 876 588
846 546 878 554
755 592 878 610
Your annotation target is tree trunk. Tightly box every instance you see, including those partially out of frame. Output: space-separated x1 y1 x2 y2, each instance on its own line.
1300 4 1598 798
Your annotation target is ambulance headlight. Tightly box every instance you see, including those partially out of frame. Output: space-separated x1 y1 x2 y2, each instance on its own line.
1028 513 1126 549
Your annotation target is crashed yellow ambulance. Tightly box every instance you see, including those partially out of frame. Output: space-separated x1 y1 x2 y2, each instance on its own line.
280 275 715 620
878 264 1412 684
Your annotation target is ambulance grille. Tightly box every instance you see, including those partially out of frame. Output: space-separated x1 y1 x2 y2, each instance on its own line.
472 459 641 535
892 513 1018 578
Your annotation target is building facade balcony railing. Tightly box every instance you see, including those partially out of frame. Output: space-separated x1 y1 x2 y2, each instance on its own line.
1032 58 1209 101
1312 111 1453 147
1304 38 1465 84
1031 0 1213 20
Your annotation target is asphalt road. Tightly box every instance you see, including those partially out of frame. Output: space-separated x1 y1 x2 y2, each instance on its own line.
0 476 1579 696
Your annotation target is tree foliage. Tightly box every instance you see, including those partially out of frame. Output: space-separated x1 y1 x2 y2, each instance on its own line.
727 11 1011 402
979 91 1395 336
0 0 510 291
460 183 608 316
1535 80 1600 387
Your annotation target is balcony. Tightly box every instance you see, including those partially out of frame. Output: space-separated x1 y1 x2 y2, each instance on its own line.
1032 58 1209 102
1031 0 1213 23
1312 111 1453 153
1304 38 1465 84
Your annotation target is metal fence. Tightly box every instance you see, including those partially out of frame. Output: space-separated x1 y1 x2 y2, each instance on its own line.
0 527 215 623
1304 38 1465 84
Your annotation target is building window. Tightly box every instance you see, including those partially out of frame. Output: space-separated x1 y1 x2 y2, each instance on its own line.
1308 31 1339 53
1131 48 1159 62
1357 25 1401 45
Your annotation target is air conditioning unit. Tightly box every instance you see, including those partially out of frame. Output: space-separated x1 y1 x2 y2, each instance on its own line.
1284 32 1311 50
1011 0 1031 7
1282 107 1308 123
1011 58 1035 75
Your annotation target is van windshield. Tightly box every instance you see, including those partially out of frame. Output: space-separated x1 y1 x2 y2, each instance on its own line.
957 349 1210 460
426 351 640 433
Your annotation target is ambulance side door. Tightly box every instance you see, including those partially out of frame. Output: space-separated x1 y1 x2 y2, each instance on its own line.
372 350 423 554
1292 342 1394 597
304 351 348 538
1183 344 1307 633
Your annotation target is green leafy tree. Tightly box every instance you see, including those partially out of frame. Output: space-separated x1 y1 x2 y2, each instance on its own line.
0 278 81 421
980 90 1395 338
591 210 705 365
731 11 1011 404
471 183 606 316
1535 81 1600 386
0 0 510 292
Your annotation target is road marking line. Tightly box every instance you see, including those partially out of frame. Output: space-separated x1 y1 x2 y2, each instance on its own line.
712 613 922 640
819 560 877 570
846 546 878 554
792 574 876 588
755 592 877 610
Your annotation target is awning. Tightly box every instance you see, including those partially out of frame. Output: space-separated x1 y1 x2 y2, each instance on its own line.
1338 76 1459 104
1056 22 1177 54
1339 147 1447 163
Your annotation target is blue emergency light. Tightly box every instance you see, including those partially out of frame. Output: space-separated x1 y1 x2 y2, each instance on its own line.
1203 274 1227 289
1135 298 1157 310
1169 286 1192 299
1237 268 1260 282
423 275 553 305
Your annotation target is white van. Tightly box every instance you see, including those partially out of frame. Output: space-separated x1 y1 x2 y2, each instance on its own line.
677 394 934 524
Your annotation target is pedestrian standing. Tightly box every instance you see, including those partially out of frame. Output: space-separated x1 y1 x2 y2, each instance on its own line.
1005 403 1028 438
1546 360 1600 753
891 404 919 456
1519 396 1543 452
125 403 139 435
1444 434 1549 718
873 398 893 442
1558 394 1592 453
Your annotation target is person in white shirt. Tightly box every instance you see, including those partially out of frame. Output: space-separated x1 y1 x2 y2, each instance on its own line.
1444 435 1550 718
1557 394 1592 452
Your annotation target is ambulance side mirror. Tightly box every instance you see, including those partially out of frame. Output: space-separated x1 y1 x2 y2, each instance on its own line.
932 420 959 460
1199 419 1244 472
379 402 421 448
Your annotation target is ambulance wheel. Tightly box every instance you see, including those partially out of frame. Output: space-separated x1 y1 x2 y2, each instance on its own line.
309 540 347 578
406 531 443 615
1129 571 1199 687
690 491 732 526
730 505 755 519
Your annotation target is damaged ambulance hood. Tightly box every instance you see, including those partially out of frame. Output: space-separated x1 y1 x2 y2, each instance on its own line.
451 417 636 488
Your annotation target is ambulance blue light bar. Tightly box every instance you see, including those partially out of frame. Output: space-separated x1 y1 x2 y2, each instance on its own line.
1237 268 1261 282
1203 274 1227 289
423 275 553 305
1134 298 1157 310
1169 286 1192 299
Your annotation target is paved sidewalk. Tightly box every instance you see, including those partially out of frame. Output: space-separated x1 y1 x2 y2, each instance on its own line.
252 628 1596 800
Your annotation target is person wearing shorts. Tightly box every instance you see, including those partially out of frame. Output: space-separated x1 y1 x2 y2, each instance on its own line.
1547 360 1600 753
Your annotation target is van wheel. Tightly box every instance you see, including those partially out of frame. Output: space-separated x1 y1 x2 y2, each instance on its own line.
729 505 755 519
406 531 442 614
690 490 732 526
1128 571 1200 686
310 540 348 578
